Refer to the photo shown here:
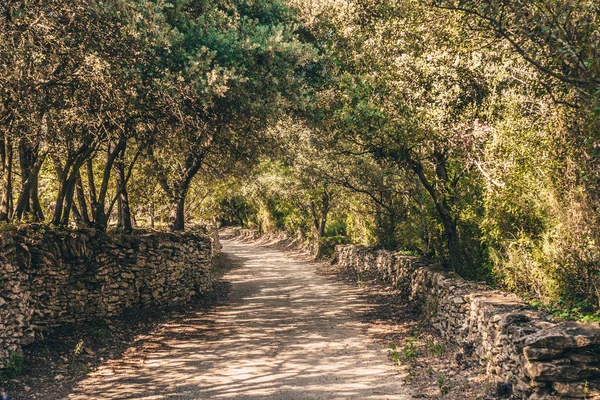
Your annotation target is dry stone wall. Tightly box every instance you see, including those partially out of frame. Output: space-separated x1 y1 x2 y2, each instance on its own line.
335 245 600 399
229 227 262 241
0 224 215 365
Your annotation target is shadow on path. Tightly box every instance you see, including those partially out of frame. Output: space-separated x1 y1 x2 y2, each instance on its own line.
66 239 411 399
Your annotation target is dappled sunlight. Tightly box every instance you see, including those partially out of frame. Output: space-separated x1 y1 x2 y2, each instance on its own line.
67 239 411 399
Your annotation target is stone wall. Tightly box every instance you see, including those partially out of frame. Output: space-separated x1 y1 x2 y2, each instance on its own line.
227 227 315 254
0 224 215 365
335 245 600 399
228 227 262 241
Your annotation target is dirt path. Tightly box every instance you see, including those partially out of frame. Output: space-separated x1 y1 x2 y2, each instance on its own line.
65 238 412 400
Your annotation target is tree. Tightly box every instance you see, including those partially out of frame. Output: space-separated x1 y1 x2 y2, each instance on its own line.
147 0 315 231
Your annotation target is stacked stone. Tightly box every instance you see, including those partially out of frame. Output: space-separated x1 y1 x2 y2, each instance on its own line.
334 244 600 399
0 225 215 368
521 323 600 398
231 228 261 241
0 231 33 362
335 245 427 296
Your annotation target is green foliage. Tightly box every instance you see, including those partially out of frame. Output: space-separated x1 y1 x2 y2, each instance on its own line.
529 299 600 324
403 337 418 359
0 222 17 233
387 344 401 365
1 352 24 379
70 339 85 376
1 0 600 316
317 234 350 259
188 0 600 314
437 374 450 396
426 340 446 357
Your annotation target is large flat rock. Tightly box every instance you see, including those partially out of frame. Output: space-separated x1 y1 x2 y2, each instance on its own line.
523 322 600 350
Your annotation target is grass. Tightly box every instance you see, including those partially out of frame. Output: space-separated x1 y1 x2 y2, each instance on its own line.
426 340 446 357
388 336 420 365
437 374 450 396
403 337 418 359
69 339 84 376
387 344 402 365
2 352 24 379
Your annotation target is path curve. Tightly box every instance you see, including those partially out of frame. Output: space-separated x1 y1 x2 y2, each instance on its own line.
67 238 412 399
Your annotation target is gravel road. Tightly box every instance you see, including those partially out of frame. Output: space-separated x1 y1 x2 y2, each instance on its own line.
66 238 412 400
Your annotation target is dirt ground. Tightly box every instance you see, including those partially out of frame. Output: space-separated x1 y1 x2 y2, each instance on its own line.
315 262 499 400
3 235 499 400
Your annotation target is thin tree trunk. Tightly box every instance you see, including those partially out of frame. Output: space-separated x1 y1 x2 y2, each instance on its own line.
149 199 155 228
319 188 330 238
310 187 331 258
75 170 91 225
0 134 13 221
87 158 97 209
410 158 462 271
60 173 79 226
52 141 94 226
52 156 73 225
14 141 48 221
30 172 44 221
91 138 125 229
17 138 35 216
71 202 84 226
115 158 132 232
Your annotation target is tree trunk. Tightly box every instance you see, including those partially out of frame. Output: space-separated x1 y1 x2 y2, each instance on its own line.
86 158 98 214
52 156 73 225
115 159 132 232
440 214 461 271
149 200 155 228
0 134 13 221
60 173 79 226
91 139 125 230
17 139 34 216
410 157 462 271
71 203 84 227
166 156 203 232
75 171 91 225
14 140 47 221
310 187 331 258
30 171 44 221
52 141 94 226
319 188 330 238
150 144 207 232
169 192 188 231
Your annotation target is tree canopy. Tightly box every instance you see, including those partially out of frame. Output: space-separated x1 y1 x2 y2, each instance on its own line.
1 0 599 319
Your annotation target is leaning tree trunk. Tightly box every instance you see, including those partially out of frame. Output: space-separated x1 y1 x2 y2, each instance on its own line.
410 157 463 272
52 141 95 226
16 139 34 216
52 156 73 225
163 156 203 232
59 173 79 226
30 171 44 221
75 171 91 225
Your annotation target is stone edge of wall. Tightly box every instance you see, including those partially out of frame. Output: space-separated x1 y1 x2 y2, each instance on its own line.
227 227 311 252
334 244 600 399
0 224 216 366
